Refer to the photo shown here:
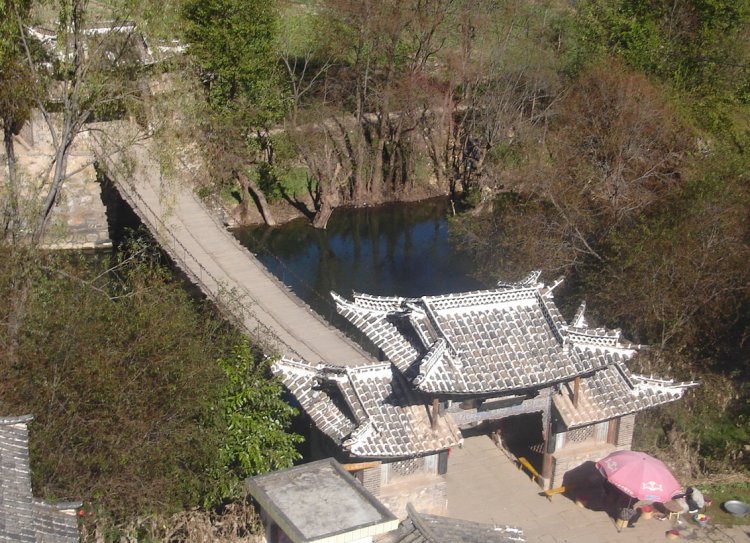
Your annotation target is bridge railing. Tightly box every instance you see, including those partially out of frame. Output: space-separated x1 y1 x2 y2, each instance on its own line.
93 133 374 364
95 146 288 357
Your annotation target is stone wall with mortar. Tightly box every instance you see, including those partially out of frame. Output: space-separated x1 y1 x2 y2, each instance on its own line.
4 111 111 250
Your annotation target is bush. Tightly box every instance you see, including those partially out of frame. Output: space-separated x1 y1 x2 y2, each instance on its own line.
0 242 301 519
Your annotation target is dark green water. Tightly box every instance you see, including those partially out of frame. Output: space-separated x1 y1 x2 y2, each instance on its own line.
233 198 484 339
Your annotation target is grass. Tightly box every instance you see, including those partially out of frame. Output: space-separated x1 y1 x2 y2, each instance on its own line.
277 166 310 199
700 481 750 526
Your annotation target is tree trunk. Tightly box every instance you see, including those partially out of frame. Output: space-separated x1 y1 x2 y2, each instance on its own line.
311 162 341 230
3 124 19 241
33 137 70 244
372 136 386 200
7 255 32 368
234 171 276 227
312 198 334 229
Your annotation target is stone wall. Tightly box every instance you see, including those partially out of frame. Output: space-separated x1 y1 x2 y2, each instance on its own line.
42 156 112 250
377 473 447 519
361 466 382 498
548 415 635 488
549 446 613 489
5 111 111 250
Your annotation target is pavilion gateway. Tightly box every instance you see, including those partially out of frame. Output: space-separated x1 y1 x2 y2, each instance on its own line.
273 271 695 492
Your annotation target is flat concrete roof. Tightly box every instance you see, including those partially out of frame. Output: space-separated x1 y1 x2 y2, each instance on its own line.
246 458 398 543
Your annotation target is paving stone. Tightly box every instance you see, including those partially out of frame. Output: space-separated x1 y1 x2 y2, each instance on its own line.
444 436 746 543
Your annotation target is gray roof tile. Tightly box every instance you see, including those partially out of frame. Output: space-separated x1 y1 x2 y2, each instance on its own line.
553 360 697 428
274 359 462 458
334 277 621 395
0 417 80 543
393 504 525 543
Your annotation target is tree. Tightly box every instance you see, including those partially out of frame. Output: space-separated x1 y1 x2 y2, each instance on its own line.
419 0 564 207
2 0 149 371
576 0 750 132
316 0 455 201
14 0 146 244
290 112 352 228
589 145 750 353
183 0 286 225
182 0 283 119
455 61 689 276
209 341 302 502
0 0 33 241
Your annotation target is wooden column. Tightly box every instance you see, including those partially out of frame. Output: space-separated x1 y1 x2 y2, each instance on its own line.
541 395 554 487
606 418 618 444
573 376 581 407
431 398 439 430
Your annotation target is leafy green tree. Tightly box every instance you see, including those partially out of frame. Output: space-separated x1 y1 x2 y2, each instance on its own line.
182 0 286 225
575 0 750 132
182 0 284 123
209 341 302 503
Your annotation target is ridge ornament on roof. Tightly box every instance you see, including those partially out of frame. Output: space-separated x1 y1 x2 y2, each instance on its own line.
332 272 696 422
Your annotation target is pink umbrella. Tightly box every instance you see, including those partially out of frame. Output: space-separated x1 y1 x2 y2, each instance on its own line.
596 450 682 502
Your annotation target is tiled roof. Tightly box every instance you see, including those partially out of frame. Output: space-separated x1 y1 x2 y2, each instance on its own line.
553 360 697 428
332 293 422 377
33 501 81 543
333 272 637 395
273 359 462 458
0 416 80 543
393 504 525 543
0 416 36 543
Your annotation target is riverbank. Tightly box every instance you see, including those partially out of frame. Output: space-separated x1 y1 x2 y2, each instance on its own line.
217 183 453 228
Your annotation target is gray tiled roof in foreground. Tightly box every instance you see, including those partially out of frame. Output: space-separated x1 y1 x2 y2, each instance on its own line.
392 504 525 543
0 415 80 543
246 458 398 543
273 359 462 458
33 501 81 543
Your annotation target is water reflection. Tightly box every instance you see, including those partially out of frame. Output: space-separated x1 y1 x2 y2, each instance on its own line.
233 198 483 341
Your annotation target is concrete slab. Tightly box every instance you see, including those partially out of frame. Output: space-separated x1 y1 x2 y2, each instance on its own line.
444 435 747 543
247 458 398 543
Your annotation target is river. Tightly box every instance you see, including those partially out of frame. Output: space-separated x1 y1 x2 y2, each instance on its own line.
233 198 484 347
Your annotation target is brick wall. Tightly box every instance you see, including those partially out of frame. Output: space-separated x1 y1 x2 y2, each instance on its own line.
616 414 635 448
361 466 381 497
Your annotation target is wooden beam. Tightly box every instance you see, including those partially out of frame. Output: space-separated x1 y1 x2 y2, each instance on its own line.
607 417 619 444
340 461 382 472
573 376 581 408
431 398 439 430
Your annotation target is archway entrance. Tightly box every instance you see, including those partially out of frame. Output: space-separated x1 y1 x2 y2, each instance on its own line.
496 412 545 475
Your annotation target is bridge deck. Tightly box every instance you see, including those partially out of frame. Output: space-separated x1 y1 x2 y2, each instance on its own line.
95 134 372 366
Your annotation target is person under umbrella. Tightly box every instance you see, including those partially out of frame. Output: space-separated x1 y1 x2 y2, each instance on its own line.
596 450 682 503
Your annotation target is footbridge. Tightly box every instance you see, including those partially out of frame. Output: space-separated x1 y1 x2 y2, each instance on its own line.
93 128 372 366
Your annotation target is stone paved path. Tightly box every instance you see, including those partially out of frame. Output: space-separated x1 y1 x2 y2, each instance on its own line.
444 436 748 543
